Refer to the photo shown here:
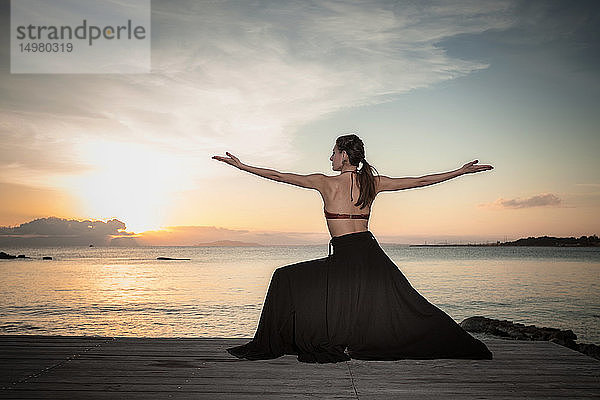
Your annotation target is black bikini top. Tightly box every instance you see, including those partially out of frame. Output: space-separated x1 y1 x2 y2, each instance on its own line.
324 171 370 220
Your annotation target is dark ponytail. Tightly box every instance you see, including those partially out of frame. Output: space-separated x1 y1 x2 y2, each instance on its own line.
335 134 380 210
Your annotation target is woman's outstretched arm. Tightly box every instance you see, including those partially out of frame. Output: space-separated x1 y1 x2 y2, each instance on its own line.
377 160 494 193
212 152 326 190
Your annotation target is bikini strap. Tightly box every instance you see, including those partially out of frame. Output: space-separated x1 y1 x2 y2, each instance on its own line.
341 170 357 202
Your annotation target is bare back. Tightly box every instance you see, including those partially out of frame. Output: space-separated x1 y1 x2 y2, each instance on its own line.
318 173 375 238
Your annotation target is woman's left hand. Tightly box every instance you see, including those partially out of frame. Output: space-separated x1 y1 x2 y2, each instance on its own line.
212 152 244 169
460 160 494 175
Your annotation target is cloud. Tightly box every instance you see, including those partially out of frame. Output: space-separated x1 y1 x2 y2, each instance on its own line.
0 0 516 188
136 225 328 246
478 193 561 209
0 111 97 188
575 183 600 188
0 217 134 246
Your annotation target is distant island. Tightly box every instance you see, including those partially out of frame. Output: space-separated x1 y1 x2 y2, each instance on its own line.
411 235 600 247
195 240 264 247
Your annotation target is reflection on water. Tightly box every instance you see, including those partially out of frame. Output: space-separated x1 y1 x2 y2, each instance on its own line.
0 245 598 344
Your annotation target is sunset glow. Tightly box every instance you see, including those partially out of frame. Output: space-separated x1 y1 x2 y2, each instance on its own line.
68 140 189 233
1 0 598 245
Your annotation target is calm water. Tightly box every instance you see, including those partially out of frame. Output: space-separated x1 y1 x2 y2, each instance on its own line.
1 244 599 344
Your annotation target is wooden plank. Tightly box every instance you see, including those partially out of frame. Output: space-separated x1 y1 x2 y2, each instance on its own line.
4 382 357 393
0 335 114 344
0 391 356 400
18 375 600 388
342 392 596 400
23 359 351 379
15 370 600 382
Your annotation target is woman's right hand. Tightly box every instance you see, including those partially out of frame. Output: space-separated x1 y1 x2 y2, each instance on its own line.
212 152 244 169
460 160 494 175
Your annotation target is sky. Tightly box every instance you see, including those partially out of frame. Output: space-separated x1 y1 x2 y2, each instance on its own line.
0 0 598 246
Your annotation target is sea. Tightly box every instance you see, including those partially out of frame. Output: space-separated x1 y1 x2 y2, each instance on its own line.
1 244 599 345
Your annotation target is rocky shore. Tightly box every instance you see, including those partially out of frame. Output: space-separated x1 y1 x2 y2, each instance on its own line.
0 251 49 260
0 251 30 259
460 316 600 360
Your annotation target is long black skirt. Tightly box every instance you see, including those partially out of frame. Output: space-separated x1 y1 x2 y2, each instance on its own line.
227 230 493 363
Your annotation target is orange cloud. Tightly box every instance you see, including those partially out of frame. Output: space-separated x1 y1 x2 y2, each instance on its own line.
0 217 133 246
478 193 561 209
135 225 328 246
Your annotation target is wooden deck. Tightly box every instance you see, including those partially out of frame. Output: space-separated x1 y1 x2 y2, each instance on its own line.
0 335 598 399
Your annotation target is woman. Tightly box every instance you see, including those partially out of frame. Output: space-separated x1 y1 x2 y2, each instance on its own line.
212 134 494 363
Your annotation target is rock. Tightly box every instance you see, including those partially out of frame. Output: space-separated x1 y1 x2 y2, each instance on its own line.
577 343 600 360
460 316 577 341
550 337 578 350
0 251 17 259
0 252 31 259
460 316 598 360
42 256 52 260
